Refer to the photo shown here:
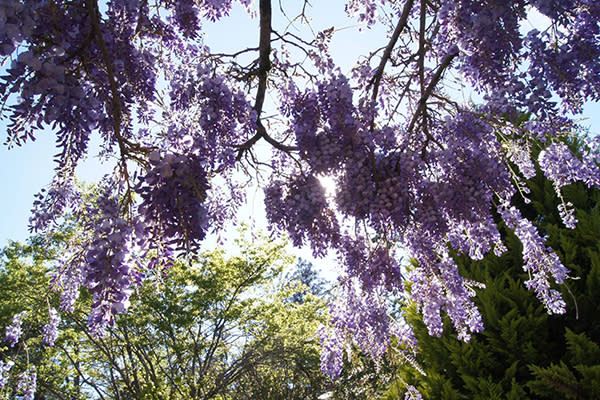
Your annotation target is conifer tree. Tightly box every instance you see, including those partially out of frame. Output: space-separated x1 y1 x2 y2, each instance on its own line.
391 138 600 399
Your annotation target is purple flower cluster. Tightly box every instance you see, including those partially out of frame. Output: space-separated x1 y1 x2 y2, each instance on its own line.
307 28 336 74
136 151 210 252
29 174 76 233
288 74 361 175
318 325 345 379
0 360 14 389
336 150 416 233
331 286 391 361
83 190 139 336
447 217 504 261
42 308 60 347
530 0 575 20
505 138 537 179
5 311 26 348
172 0 201 37
320 280 419 378
289 91 518 358
436 1 524 90
404 385 423 400
538 142 600 228
265 175 339 257
169 0 249 27
525 3 600 113
0 1 44 56
429 0 600 120
499 203 569 314
337 235 404 292
16 367 36 400
539 142 600 189
345 0 382 26
320 284 390 377
557 202 578 230
51 249 85 314
46 181 145 337
198 0 235 22
163 0 252 37
168 64 255 170
409 257 484 341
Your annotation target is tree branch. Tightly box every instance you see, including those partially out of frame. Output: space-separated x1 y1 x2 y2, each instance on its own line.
85 0 123 141
369 0 415 102
255 0 272 118
57 343 108 400
86 0 153 192
236 0 297 161
418 0 427 96
407 50 459 134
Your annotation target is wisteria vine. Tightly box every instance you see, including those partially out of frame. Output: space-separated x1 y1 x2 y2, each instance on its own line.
1 0 600 396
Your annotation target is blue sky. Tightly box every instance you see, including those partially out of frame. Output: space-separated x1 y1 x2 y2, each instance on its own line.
1 2 599 248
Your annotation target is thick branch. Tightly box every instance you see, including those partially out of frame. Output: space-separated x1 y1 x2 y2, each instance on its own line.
418 0 426 96
254 0 272 117
85 0 122 140
369 0 415 102
86 0 152 179
235 0 297 160
407 50 458 134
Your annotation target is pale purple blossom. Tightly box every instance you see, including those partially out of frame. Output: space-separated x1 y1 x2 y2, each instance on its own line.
318 326 345 379
0 360 14 389
42 308 60 346
16 367 36 400
538 142 600 189
404 385 423 400
499 202 569 314
5 311 26 347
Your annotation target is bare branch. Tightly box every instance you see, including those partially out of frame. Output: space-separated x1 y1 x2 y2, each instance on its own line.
369 0 415 102
57 343 108 400
236 0 297 160
85 0 123 142
407 50 459 134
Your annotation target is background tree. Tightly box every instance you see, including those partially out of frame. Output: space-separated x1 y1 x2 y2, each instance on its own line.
284 258 328 304
0 228 335 400
0 229 93 399
74 231 331 400
389 137 600 399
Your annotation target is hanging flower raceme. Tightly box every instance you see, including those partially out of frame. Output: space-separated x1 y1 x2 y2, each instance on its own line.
4 311 26 348
41 308 60 347
499 202 569 314
265 175 340 258
136 151 210 254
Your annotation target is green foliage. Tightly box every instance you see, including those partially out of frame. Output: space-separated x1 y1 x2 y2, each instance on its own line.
528 329 600 399
394 140 600 399
92 231 329 400
329 347 396 400
0 228 91 399
0 228 333 399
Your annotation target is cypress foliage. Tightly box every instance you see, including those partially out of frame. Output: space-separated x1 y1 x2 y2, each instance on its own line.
390 140 600 399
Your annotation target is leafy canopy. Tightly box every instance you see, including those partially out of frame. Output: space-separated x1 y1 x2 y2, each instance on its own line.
389 139 600 399
0 228 333 399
